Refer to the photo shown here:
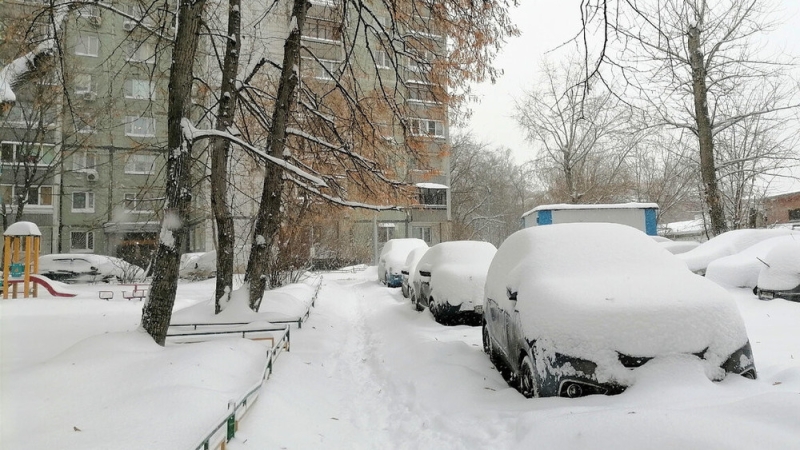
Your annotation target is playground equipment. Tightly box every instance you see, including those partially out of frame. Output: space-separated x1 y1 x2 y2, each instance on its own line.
3 221 42 299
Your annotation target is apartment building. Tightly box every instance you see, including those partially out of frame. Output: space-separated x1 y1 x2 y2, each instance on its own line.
0 0 171 266
197 0 452 266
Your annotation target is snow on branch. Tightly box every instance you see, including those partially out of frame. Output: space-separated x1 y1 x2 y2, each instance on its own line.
0 4 70 106
285 127 341 150
286 175 401 211
180 118 327 188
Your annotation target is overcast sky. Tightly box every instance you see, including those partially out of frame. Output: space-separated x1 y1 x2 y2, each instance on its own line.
459 0 800 194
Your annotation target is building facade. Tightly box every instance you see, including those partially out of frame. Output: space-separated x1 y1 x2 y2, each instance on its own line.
197 0 452 267
0 0 171 266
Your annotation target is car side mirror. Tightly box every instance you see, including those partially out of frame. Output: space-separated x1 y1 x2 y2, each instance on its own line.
506 287 517 301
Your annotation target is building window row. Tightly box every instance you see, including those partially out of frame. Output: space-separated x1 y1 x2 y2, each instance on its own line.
418 187 446 207
0 185 53 207
408 118 445 138
1 142 56 165
303 17 341 42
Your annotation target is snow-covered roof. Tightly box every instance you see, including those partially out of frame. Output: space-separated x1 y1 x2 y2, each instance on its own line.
523 202 658 217
4 221 42 236
415 182 449 189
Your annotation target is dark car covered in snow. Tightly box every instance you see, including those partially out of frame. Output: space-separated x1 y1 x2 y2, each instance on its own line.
483 223 756 398
756 240 800 302
413 240 497 325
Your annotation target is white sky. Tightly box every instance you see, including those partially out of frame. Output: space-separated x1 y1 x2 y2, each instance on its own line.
460 0 800 194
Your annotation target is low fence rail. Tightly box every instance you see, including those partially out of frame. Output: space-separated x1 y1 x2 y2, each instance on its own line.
189 325 291 450
181 275 323 450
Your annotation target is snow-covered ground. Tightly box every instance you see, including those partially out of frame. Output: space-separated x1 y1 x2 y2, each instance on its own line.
2 268 800 449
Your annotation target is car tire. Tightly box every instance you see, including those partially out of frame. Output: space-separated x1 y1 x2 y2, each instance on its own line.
482 323 491 354
428 297 438 321
413 293 424 312
519 356 539 398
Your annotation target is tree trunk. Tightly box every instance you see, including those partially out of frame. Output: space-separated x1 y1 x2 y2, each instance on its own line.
141 0 205 346
688 25 727 236
211 0 242 314
244 0 309 311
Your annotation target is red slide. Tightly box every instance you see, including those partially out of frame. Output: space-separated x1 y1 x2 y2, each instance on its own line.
5 274 77 297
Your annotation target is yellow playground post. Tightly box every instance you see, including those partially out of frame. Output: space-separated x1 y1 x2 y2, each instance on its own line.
3 221 42 299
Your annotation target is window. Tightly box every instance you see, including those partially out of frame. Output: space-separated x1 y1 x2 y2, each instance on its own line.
412 226 431 243
75 35 99 57
124 79 155 99
75 115 95 134
789 208 800 221
408 83 436 103
73 152 97 171
378 223 395 243
375 50 390 69
407 49 433 73
124 193 153 212
124 4 155 27
124 153 156 174
303 17 340 41
126 41 155 63
124 116 156 137
74 74 93 94
409 118 445 138
72 192 95 212
78 5 100 18
418 187 446 206
304 58 339 80
70 231 95 251
2 185 54 206
0 142 56 165
2 102 55 127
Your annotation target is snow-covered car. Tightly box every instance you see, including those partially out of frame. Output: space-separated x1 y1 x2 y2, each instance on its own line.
38 254 146 284
483 223 756 399
179 251 217 280
676 228 798 274
756 240 800 302
652 236 701 255
705 235 800 289
401 246 428 299
413 240 497 325
377 238 428 287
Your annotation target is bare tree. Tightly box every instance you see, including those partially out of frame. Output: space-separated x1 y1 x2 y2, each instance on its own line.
580 0 800 235
514 58 640 204
449 133 531 246
141 0 207 345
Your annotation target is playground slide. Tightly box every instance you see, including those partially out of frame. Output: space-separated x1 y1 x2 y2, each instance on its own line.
5 274 77 297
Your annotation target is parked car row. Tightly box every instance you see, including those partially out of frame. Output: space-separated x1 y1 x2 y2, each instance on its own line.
378 222 764 399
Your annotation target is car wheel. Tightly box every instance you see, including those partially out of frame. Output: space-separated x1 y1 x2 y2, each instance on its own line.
383 272 389 285
428 297 438 321
413 293 424 311
519 356 539 398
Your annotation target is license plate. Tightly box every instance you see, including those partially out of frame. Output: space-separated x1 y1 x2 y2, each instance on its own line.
760 291 774 300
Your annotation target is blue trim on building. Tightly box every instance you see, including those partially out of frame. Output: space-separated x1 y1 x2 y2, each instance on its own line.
537 210 553 226
644 208 658 235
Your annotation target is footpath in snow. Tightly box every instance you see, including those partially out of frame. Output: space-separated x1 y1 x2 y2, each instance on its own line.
229 267 800 450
